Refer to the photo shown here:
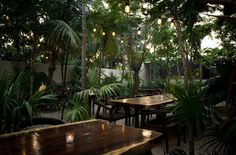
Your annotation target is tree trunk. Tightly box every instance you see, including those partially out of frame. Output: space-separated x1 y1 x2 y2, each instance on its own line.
176 61 181 78
175 19 189 87
81 0 87 90
48 50 57 84
133 70 139 96
60 50 69 120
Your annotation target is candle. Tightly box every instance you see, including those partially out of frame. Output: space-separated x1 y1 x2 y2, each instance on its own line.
66 132 74 144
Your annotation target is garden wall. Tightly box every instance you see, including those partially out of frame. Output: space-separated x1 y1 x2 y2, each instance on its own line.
0 60 148 85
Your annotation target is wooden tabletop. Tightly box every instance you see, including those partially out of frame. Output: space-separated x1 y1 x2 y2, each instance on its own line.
110 95 175 109
0 119 163 155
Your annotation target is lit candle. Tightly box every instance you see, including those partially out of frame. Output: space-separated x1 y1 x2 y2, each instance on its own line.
66 132 75 144
160 95 164 99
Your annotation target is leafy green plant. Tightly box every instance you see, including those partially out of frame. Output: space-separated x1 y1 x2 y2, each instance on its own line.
0 71 57 133
200 118 236 155
170 81 210 155
64 83 123 122
12 90 57 128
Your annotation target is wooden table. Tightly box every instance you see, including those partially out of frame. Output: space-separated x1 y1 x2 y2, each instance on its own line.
0 119 163 155
110 95 175 127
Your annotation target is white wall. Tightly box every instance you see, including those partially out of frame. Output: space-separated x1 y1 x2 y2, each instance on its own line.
0 60 148 84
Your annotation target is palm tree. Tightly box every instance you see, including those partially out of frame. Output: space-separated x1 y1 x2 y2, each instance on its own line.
81 0 87 90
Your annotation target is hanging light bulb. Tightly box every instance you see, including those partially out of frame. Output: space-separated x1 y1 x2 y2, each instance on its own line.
170 22 175 28
112 32 115 36
125 5 130 13
137 30 141 35
102 32 105 36
125 0 130 14
157 18 162 25
93 28 96 32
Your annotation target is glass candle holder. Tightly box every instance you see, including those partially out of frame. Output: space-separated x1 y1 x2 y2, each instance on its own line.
66 132 75 144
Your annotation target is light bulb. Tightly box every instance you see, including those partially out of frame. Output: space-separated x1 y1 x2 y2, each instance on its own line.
125 5 130 13
102 32 105 36
138 30 141 35
157 18 162 25
112 32 115 36
93 28 96 32
170 22 175 28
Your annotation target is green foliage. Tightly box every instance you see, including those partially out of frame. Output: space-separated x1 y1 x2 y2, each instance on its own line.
45 20 80 52
64 98 89 122
120 72 133 97
145 80 169 93
101 72 119 86
202 76 227 107
200 119 236 155
170 82 207 126
0 71 57 133
65 83 123 122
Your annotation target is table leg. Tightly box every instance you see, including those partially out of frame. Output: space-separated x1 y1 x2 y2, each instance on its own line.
134 109 139 127
140 110 145 128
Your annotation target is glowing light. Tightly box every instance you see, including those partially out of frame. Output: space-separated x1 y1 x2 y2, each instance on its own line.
93 28 96 32
45 56 49 60
39 37 44 42
137 30 141 35
29 31 34 37
157 18 162 25
102 32 105 36
125 5 130 13
66 132 74 144
112 32 115 36
5 16 9 21
170 22 175 28
142 130 152 137
102 124 105 130
121 40 124 44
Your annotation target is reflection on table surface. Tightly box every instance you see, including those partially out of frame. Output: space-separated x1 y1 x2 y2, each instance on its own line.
0 119 163 155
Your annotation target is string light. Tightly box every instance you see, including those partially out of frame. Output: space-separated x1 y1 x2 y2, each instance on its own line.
112 32 115 36
137 30 141 35
157 18 162 25
125 5 130 13
170 22 175 28
93 28 96 32
5 15 9 21
121 40 124 44
102 32 105 36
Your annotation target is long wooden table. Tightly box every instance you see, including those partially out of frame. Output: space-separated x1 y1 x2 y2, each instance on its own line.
110 95 175 127
0 119 163 155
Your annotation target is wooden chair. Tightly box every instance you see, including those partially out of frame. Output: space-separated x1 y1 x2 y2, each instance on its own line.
144 108 186 153
17 117 65 131
95 100 127 123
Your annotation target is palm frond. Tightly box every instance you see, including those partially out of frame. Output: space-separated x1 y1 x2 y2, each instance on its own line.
45 20 80 53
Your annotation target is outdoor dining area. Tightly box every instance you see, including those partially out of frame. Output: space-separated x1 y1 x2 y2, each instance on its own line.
0 0 236 155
